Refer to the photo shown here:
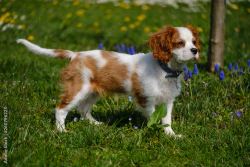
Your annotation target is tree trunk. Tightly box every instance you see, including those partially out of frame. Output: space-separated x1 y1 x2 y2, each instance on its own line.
208 0 226 72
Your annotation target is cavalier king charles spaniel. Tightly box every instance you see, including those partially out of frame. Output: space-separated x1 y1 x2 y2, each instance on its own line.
17 26 200 138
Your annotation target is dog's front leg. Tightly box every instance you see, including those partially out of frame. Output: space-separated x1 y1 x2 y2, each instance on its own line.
162 100 182 138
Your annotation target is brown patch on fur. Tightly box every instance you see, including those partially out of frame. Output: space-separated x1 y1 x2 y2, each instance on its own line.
83 51 129 95
186 25 201 52
57 57 83 109
131 72 147 108
54 49 70 59
148 26 179 63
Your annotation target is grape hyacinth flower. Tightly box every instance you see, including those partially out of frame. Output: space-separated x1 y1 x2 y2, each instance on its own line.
193 64 199 75
238 67 244 75
188 70 193 79
219 70 225 80
120 44 126 53
98 43 104 49
235 111 243 118
228 63 233 71
247 59 250 69
183 66 189 81
214 64 220 73
234 63 239 71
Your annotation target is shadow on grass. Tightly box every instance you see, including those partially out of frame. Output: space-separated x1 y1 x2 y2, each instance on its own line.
48 108 148 129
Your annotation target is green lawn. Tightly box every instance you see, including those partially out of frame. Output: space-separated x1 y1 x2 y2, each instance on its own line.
1 0 250 166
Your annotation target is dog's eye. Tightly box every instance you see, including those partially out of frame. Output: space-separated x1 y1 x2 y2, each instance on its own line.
176 40 185 47
192 40 196 45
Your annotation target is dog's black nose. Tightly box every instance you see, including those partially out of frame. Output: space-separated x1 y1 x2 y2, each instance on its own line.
191 48 198 55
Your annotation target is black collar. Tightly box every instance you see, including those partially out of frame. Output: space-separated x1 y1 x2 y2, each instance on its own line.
157 60 182 78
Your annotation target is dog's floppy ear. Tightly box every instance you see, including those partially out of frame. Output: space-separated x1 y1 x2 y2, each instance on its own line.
148 26 176 63
186 25 201 52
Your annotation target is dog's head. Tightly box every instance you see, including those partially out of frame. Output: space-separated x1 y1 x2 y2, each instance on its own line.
148 26 200 63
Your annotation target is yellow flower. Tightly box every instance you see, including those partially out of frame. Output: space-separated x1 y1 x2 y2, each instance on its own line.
0 12 10 23
247 8 250 13
120 26 127 32
66 13 72 19
144 27 150 33
76 23 83 28
27 35 34 41
142 5 149 11
124 16 130 22
93 22 99 27
129 24 135 29
137 14 146 22
119 2 130 9
76 10 85 17
197 27 203 32
52 0 58 5
228 3 239 10
73 0 80 6
17 24 26 30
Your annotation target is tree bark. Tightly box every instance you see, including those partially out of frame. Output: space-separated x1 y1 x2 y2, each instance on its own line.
208 0 226 72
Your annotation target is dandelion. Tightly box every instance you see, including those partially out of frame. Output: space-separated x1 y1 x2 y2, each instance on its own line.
76 10 85 17
129 24 135 29
76 23 83 28
193 64 199 75
27 35 34 41
214 64 220 73
219 70 225 80
197 27 203 32
228 63 233 71
143 27 150 33
137 14 146 22
124 16 130 22
142 5 149 11
120 26 127 32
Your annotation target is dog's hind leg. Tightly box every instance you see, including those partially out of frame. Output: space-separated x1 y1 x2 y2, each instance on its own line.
56 83 92 132
77 93 101 125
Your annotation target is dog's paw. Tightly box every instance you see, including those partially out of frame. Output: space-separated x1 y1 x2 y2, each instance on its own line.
164 127 183 139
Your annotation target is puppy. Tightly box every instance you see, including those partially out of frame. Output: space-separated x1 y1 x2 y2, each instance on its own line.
17 26 200 137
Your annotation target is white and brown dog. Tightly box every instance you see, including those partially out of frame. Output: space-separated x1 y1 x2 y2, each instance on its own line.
17 26 200 137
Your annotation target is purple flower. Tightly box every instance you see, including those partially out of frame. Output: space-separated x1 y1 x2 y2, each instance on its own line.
183 65 188 73
120 44 127 53
214 64 220 73
193 64 199 75
234 63 239 71
238 67 244 75
188 70 193 79
127 46 136 55
98 43 104 49
235 111 243 118
228 63 233 71
219 70 225 80
115 44 121 52
248 59 250 68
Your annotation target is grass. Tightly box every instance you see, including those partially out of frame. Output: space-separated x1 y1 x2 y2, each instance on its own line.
0 0 250 166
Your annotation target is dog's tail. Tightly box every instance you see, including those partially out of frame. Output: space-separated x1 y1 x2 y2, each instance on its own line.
16 39 76 59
